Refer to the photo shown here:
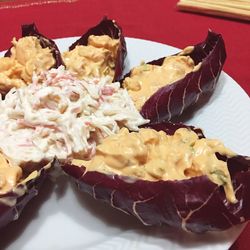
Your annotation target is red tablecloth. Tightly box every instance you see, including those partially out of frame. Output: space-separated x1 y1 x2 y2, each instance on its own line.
0 0 249 249
0 0 249 95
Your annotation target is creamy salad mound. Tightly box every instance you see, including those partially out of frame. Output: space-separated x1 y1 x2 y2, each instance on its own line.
0 66 148 166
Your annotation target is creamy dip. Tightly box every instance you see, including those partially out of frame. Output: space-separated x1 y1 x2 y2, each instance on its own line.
123 55 196 110
0 66 148 166
63 35 119 79
73 127 237 203
0 36 55 94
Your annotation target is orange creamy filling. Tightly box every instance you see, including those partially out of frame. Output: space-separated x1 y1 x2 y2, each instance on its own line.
123 55 196 110
0 153 22 195
63 35 119 79
73 128 237 203
0 36 55 94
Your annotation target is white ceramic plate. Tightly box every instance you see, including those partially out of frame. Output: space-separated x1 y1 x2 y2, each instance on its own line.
0 37 250 250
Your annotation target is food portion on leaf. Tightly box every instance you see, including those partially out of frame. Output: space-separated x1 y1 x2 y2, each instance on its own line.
0 153 23 195
0 23 63 95
123 55 197 110
63 35 120 80
72 127 236 203
64 17 126 81
122 31 226 122
62 122 250 233
0 57 26 93
0 151 52 229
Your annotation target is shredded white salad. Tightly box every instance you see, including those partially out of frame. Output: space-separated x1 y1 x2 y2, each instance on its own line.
0 66 149 165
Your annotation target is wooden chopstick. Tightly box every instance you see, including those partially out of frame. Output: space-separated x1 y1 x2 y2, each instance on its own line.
177 0 250 21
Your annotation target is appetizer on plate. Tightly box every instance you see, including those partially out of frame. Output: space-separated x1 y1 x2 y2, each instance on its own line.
0 152 52 229
62 122 250 233
63 17 127 82
1 18 248 237
0 23 63 95
122 31 226 122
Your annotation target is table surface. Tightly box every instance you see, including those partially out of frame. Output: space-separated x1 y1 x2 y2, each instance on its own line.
0 0 249 249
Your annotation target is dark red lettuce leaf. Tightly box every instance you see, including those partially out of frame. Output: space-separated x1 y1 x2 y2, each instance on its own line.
68 17 127 82
62 122 250 233
0 162 52 229
141 122 204 138
5 23 64 67
123 31 226 122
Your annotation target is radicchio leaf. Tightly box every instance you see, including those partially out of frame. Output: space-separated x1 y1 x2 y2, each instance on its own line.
0 161 52 229
123 31 226 122
5 23 64 67
62 122 250 233
141 122 204 138
68 17 127 82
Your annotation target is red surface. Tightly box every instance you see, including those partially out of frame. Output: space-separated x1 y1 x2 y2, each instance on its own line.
0 0 249 96
0 0 249 249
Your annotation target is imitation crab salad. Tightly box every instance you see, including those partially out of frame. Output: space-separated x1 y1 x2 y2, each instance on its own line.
0 66 148 166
